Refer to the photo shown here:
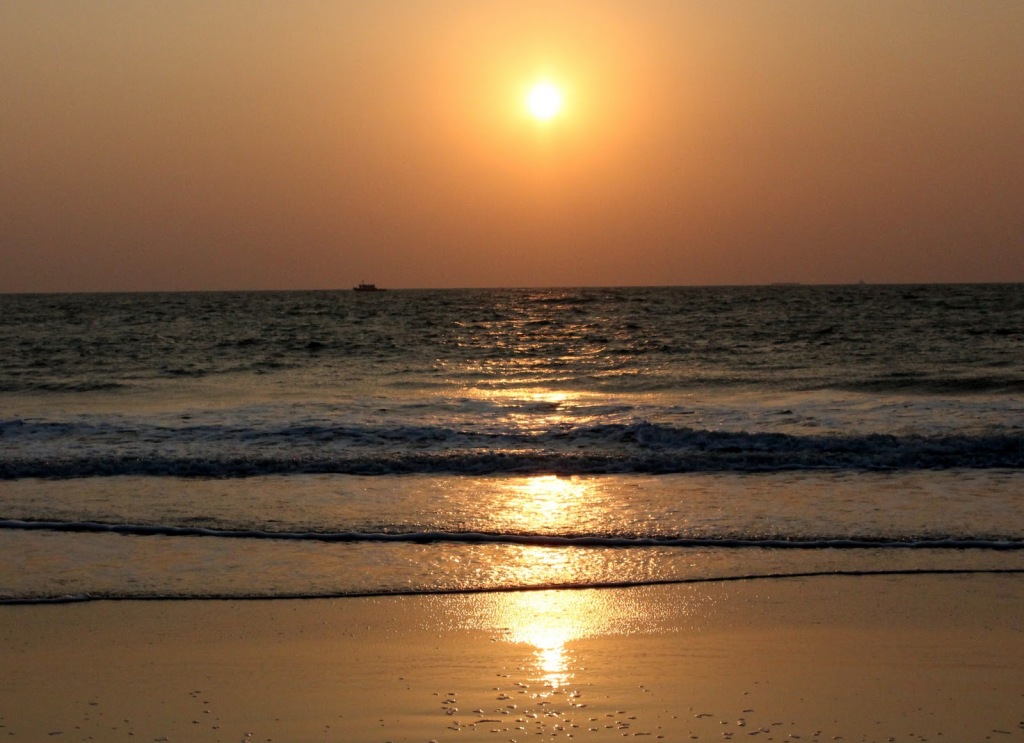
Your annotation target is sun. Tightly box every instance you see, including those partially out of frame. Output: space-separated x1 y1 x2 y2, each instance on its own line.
526 81 563 121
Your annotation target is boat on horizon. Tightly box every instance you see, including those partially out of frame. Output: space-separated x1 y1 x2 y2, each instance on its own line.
353 282 384 292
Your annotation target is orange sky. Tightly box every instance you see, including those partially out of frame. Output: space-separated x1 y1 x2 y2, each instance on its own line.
2 1 1022 292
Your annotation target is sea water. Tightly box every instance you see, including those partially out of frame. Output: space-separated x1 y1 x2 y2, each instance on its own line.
1 284 1022 601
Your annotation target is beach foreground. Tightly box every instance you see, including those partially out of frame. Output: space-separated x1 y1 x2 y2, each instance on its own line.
2 574 1022 742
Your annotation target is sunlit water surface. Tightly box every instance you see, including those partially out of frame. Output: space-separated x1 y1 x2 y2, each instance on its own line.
1 286 1022 601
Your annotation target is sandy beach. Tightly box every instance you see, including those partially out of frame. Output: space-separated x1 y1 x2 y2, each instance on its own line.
2 573 1022 742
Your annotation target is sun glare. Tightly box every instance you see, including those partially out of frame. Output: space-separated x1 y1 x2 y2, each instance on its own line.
526 81 563 121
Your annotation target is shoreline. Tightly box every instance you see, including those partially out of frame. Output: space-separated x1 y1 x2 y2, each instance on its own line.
3 566 1024 606
2 574 1022 742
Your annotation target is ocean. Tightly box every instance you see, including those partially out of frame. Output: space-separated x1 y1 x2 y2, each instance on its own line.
1 284 1023 602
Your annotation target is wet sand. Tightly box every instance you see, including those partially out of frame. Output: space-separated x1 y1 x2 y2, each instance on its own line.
1 574 1022 742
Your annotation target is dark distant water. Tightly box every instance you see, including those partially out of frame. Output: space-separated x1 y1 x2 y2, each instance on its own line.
1 285 1023 601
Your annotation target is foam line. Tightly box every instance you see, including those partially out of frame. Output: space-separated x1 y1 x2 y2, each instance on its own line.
3 568 1023 605
1 519 1021 550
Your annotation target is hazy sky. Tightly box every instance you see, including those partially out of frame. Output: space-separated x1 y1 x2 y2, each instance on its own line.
3 1 1022 292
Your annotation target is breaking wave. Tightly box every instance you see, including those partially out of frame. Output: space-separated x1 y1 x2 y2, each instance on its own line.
2 421 1022 479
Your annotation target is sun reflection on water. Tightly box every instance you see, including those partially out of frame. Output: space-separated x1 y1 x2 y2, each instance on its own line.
467 386 602 433
484 475 621 687
504 474 592 533
439 468 660 687
482 474 613 589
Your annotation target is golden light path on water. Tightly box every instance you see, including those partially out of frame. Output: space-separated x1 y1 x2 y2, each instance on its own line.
491 474 590 686
451 387 644 685
460 468 665 689
466 386 607 435
501 474 594 534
